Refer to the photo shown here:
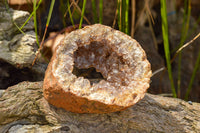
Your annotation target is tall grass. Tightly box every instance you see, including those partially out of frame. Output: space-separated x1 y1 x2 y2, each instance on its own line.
32 0 55 65
67 0 75 28
185 47 200 100
125 0 129 34
117 0 122 31
13 0 200 101
91 0 97 23
79 0 87 29
184 16 200 100
117 0 129 35
160 0 177 97
177 0 191 97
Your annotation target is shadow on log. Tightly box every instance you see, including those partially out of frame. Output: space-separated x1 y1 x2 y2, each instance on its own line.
0 81 200 132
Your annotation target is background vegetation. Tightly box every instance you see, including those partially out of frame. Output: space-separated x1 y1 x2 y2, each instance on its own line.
6 0 200 101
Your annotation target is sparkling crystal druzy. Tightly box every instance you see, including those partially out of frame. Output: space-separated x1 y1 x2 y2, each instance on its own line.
43 24 152 113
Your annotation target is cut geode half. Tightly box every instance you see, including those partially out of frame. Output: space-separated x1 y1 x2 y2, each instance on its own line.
43 24 152 113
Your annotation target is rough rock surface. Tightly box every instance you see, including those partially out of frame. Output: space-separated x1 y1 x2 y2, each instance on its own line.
0 3 47 72
43 24 152 113
0 8 34 40
0 31 37 68
0 7 36 68
0 81 200 133
0 5 47 89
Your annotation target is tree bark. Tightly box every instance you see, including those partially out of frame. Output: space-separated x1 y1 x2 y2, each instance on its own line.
0 81 200 133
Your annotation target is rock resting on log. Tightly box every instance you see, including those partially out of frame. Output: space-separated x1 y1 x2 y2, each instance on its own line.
43 24 152 114
0 6 199 132
0 81 200 133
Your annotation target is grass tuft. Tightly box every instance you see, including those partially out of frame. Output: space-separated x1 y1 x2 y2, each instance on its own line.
160 0 177 97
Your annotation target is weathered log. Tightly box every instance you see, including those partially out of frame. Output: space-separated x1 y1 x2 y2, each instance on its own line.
0 81 199 133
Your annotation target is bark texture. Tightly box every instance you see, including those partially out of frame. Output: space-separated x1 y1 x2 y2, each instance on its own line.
0 81 200 133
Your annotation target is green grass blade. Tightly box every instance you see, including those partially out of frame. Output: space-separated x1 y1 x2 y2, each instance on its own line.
20 0 43 30
67 0 75 28
33 0 39 46
177 0 191 97
125 0 129 34
160 0 177 97
120 0 124 32
117 0 122 31
121 0 126 32
79 0 87 29
185 49 200 100
117 0 128 34
32 0 55 66
99 0 103 24
46 0 55 27
91 0 97 23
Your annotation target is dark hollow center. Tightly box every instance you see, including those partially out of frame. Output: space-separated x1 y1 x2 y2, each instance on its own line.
72 66 105 85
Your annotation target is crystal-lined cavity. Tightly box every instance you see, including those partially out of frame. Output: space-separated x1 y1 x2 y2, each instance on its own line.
43 24 152 113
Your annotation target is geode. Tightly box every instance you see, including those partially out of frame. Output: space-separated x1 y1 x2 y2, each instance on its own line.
43 24 152 113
